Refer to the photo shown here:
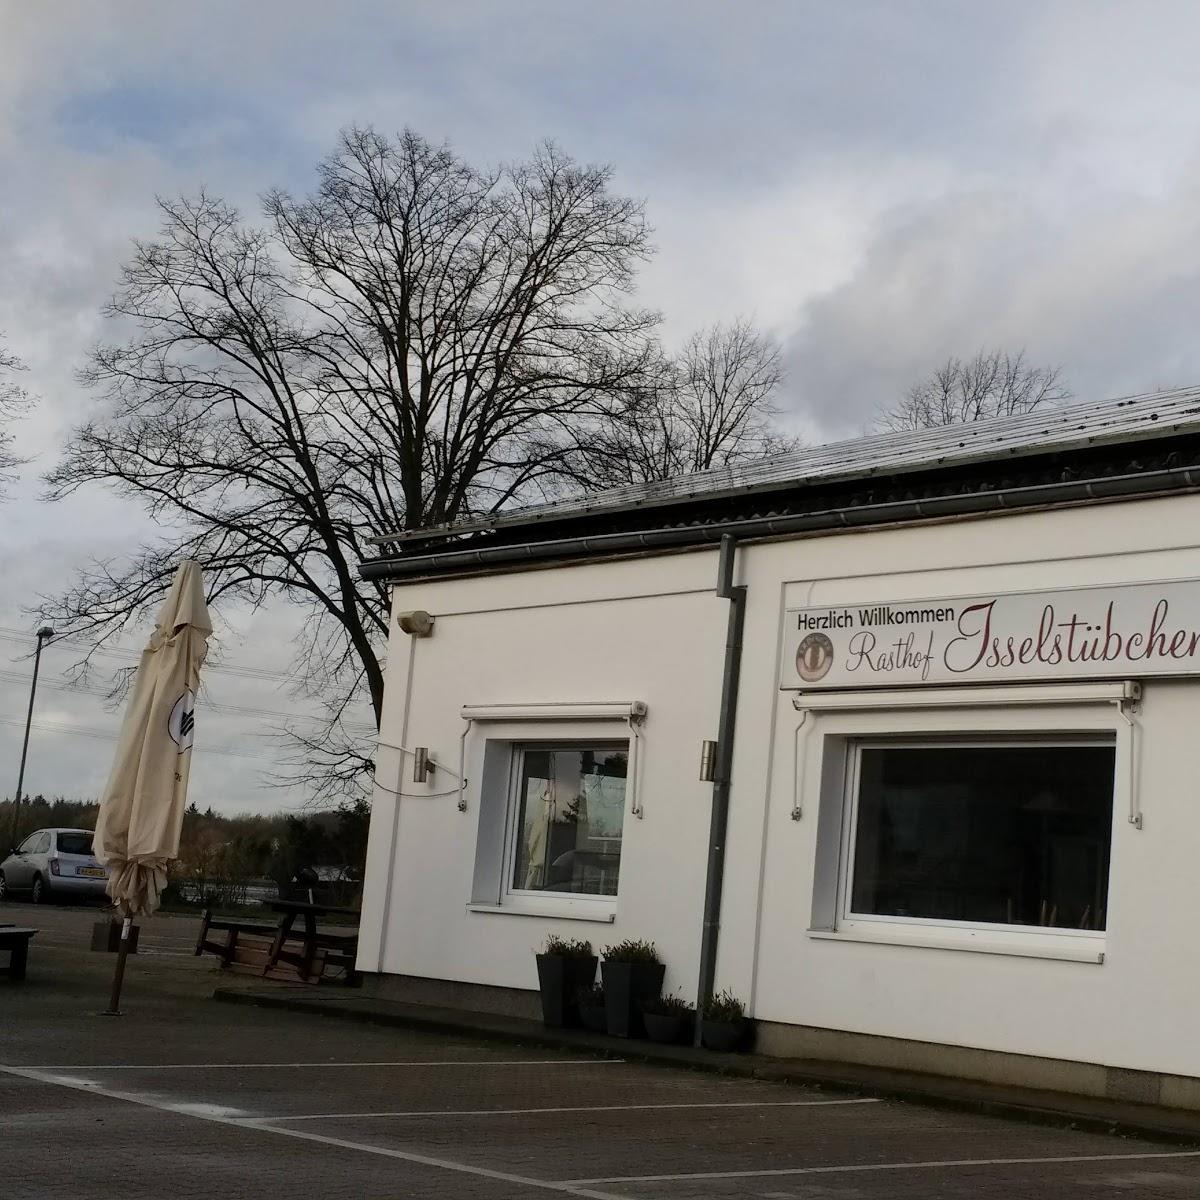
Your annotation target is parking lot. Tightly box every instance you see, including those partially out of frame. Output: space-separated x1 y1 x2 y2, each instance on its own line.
5 904 1200 1198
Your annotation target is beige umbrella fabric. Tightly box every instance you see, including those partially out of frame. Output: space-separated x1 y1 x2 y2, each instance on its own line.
93 561 212 917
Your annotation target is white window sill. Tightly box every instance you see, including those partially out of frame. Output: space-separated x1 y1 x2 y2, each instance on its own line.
808 925 1105 964
467 901 616 924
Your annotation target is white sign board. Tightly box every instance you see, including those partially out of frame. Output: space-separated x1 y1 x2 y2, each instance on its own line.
782 581 1200 689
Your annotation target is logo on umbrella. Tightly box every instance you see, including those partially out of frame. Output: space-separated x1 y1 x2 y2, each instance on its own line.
168 689 196 751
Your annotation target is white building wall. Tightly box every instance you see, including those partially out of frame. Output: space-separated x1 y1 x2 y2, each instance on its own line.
360 554 728 1000
740 493 1200 1080
360 491 1200 1080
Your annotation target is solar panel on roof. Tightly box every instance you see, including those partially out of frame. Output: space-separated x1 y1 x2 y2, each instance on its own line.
370 385 1200 545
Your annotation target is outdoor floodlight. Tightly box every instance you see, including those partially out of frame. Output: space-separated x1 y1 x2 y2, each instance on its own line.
397 610 435 637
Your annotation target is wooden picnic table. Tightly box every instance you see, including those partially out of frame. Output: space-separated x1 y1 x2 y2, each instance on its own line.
264 899 360 983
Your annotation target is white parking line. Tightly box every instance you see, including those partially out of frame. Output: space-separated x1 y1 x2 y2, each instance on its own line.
20 1058 622 1070
565 1149 1200 1186
15 1057 1196 1195
249 1121 630 1198
0 1064 629 1200
25 936 197 958
252 1097 881 1122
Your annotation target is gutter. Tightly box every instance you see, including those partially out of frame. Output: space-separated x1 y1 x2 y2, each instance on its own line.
694 535 746 1044
358 463 1200 582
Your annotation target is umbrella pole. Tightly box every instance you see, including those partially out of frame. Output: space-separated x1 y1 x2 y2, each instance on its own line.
104 917 134 1016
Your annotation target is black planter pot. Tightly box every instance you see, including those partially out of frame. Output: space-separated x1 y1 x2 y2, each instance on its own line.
701 1018 749 1052
642 1011 690 1044
535 953 598 1028
578 1002 607 1033
601 960 665 1038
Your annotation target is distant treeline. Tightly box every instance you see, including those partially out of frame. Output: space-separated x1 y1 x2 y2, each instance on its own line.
1 795 99 847
1 795 370 908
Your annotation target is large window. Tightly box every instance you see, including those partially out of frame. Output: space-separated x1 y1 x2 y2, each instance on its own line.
506 743 628 898
844 741 1115 932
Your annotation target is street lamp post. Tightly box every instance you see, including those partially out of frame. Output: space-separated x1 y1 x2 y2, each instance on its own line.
8 625 54 848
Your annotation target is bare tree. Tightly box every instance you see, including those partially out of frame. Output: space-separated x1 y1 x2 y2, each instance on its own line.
42 129 792 798
877 349 1070 433
43 129 657 791
0 336 30 495
572 319 798 487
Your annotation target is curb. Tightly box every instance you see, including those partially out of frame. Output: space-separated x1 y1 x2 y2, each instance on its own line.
213 986 1200 1148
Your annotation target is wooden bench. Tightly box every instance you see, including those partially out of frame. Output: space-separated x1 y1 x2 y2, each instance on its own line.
195 910 279 968
264 899 360 986
0 927 37 981
270 928 360 986
319 930 360 984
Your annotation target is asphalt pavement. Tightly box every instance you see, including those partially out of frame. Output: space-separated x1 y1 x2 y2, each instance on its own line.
4 901 1200 1199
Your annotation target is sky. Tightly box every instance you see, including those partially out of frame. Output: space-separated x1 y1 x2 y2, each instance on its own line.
4 0 1200 815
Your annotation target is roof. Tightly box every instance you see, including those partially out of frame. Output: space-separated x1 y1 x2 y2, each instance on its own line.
376 386 1200 547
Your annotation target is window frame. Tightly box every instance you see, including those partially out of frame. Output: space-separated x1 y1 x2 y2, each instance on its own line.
837 735 1117 943
500 738 631 905
799 683 1134 964
465 711 644 923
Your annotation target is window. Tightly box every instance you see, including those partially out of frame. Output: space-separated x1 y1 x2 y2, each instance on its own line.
465 705 644 920
18 832 48 854
506 743 628 899
844 740 1116 933
56 832 94 856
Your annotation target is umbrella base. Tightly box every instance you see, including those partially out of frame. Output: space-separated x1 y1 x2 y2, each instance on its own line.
90 920 139 954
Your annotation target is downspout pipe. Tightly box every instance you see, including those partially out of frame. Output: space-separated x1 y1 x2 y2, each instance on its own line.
694 534 747 1045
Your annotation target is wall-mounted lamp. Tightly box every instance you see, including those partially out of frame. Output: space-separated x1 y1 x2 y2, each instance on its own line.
397 610 435 637
417 744 446 782
699 739 717 782
412 746 435 783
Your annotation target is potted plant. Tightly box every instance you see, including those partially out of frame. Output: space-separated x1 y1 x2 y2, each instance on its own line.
701 988 750 1052
641 992 694 1044
576 983 608 1032
535 936 598 1028
600 939 664 1038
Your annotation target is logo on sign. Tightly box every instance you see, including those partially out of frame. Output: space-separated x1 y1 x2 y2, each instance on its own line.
168 689 196 751
796 632 834 681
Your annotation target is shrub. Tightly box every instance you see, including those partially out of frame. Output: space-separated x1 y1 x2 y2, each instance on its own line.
642 992 694 1017
703 989 745 1022
602 938 660 965
575 983 605 1006
542 935 594 959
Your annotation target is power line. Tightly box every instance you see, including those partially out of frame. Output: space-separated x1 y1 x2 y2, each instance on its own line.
0 627 305 685
0 668 375 736
0 716 280 765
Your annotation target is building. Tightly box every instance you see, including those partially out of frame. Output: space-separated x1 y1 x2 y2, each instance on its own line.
356 387 1200 1109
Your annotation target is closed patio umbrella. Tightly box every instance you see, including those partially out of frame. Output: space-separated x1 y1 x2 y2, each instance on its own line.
93 560 211 1010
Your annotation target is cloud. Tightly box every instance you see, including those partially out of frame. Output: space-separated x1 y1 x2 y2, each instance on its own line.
4 1 1200 810
784 162 1200 438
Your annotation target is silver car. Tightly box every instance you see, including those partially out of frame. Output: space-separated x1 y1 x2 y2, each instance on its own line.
0 827 110 904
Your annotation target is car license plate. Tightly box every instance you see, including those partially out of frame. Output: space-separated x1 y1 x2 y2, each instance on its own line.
77 867 106 878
